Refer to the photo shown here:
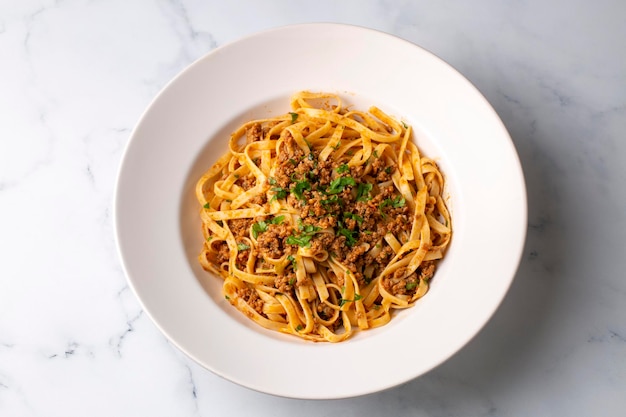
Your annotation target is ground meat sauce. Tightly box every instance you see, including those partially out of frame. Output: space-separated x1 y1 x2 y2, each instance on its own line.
213 241 229 266
244 128 436 302
196 93 454 342
256 223 292 259
246 122 263 143
237 286 264 315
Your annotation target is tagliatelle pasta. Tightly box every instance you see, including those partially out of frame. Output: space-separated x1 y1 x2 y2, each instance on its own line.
196 91 451 342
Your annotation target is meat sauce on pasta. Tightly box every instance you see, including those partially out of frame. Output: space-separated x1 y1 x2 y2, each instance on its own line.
196 91 451 342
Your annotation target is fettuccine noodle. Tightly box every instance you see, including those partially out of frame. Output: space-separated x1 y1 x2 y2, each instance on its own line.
196 91 451 342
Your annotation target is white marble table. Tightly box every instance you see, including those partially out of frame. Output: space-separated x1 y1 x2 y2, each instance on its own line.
1 1 625 415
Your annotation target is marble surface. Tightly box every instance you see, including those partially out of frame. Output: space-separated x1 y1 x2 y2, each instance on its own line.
1 0 625 415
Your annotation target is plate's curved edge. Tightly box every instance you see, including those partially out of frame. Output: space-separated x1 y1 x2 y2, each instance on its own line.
113 23 529 400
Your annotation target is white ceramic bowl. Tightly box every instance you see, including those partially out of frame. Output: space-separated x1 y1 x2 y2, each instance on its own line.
115 23 527 399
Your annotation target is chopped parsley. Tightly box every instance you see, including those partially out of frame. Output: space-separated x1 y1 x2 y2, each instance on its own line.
299 222 320 234
286 234 311 246
336 164 350 174
289 112 299 123
270 186 288 201
224 295 230 300
251 216 285 239
203 203 210 209
343 212 363 224
271 215 285 225
356 182 373 202
286 223 320 247
380 196 406 209
326 176 356 195
405 281 418 290
287 255 297 271
384 166 392 174
292 179 311 200
401 121 408 129
337 221 358 247
321 195 343 206
237 243 250 251
268 177 277 185
339 293 363 307
252 221 268 238
295 324 303 331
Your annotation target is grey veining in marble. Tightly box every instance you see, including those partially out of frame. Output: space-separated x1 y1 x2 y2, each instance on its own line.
0 0 624 416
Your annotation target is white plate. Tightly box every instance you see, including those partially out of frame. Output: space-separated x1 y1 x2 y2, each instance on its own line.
115 24 526 399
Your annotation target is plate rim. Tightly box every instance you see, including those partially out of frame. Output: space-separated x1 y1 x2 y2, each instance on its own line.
114 22 528 399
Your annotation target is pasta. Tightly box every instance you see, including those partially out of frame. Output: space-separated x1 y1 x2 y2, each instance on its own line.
196 91 451 342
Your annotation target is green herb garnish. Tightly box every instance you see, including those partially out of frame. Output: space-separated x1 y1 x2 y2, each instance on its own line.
237 243 250 251
337 221 358 247
336 164 350 174
292 179 311 200
289 112 299 123
343 212 363 224
356 182 373 202
321 196 343 206
252 221 268 238
285 234 311 247
203 203 210 209
405 281 418 290
286 223 320 247
252 216 285 239
271 215 285 225
326 176 356 195
339 293 363 307
380 196 406 209
287 255 297 270
270 186 288 201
